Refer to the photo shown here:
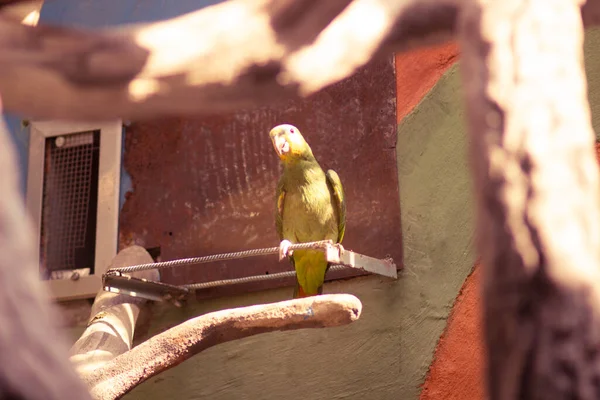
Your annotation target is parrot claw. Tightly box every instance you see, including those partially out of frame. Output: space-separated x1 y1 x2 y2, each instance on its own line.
279 240 293 261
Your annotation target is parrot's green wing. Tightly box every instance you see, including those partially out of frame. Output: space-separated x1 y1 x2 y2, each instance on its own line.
325 169 346 243
275 178 286 240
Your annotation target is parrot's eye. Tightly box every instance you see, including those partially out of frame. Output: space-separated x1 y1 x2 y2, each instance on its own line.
289 128 295 134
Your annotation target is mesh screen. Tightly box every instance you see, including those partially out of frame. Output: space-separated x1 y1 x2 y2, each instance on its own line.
40 130 100 279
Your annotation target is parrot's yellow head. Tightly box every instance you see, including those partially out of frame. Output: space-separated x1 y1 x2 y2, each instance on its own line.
269 124 314 163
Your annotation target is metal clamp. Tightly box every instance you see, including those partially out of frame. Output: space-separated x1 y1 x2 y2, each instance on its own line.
324 243 397 279
103 271 190 306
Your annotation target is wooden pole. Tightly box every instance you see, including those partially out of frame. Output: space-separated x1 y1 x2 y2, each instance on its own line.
69 245 159 377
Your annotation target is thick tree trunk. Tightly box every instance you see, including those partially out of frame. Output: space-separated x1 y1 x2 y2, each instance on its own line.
459 0 600 398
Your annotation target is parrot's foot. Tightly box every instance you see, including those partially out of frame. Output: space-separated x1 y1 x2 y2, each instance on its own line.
279 240 293 261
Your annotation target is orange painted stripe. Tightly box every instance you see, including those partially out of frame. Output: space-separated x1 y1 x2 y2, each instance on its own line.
419 264 485 400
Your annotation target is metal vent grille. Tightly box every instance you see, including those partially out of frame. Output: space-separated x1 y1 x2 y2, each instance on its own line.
39 130 100 280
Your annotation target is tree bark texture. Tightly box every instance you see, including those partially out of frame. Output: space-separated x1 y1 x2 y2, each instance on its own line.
459 0 600 398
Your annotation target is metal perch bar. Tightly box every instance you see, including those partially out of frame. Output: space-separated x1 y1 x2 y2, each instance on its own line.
184 264 350 290
103 241 397 303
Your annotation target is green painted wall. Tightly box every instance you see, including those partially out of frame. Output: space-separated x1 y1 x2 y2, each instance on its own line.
585 27 600 140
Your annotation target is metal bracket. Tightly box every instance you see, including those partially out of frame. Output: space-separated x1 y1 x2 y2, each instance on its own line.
324 243 397 279
103 271 190 306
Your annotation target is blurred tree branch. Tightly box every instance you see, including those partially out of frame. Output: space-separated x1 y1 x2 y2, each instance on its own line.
3 0 600 121
460 0 600 398
0 96 92 399
0 0 458 120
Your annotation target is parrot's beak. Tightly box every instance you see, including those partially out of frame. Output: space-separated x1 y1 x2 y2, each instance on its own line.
271 135 290 157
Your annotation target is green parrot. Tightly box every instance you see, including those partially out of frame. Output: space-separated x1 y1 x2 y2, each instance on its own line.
269 124 346 298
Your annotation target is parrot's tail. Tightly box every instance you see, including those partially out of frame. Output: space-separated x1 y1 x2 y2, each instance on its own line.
292 282 323 298
293 282 309 298
291 251 329 298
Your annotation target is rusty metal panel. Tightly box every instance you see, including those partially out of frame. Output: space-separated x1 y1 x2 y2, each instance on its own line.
119 56 402 298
